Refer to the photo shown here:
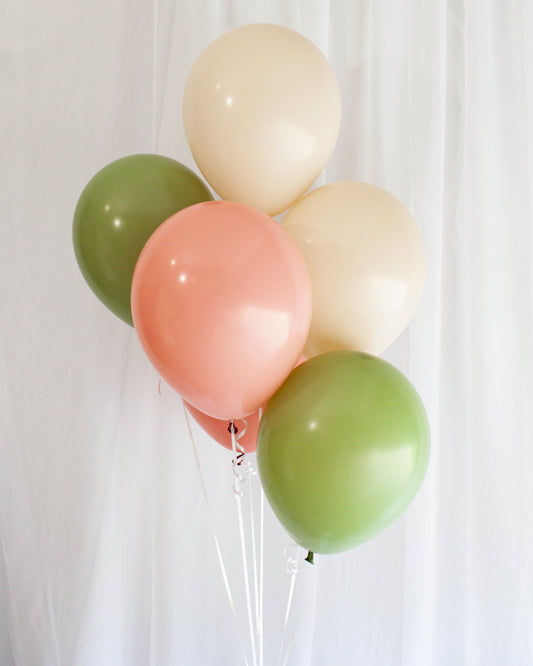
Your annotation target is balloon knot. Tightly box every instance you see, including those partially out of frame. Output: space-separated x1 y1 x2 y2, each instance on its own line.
305 551 314 565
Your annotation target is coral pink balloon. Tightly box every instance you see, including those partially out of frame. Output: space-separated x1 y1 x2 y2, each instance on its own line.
132 201 312 420
183 356 306 452
185 403 260 452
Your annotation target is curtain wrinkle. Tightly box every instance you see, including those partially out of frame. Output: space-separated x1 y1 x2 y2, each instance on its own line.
0 534 16 664
74 335 135 665
152 0 159 153
70 439 121 664
0 434 60 666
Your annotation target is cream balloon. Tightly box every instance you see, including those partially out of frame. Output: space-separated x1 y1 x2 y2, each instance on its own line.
282 182 426 356
183 24 341 216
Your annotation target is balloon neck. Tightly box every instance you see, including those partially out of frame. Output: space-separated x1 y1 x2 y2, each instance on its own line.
228 421 239 435
305 551 314 565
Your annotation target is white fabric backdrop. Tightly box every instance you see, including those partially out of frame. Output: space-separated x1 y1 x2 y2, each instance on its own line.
2 0 533 664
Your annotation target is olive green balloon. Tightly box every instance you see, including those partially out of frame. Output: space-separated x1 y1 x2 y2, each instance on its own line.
257 351 430 554
72 154 213 325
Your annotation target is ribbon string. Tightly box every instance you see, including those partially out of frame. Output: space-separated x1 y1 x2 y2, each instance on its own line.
277 544 300 666
231 421 259 666
182 404 250 666
177 395 268 666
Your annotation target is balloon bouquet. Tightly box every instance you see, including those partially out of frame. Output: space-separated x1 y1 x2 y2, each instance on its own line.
73 24 429 561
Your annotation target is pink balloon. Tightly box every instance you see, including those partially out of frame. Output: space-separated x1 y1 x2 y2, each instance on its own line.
132 201 312 419
185 402 260 452
183 355 306 452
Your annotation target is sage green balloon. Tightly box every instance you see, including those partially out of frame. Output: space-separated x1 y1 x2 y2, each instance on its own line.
257 351 430 554
72 154 213 325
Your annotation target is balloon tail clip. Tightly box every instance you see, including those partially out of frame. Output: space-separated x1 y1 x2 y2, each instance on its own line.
305 551 314 565
234 451 246 466
229 421 247 466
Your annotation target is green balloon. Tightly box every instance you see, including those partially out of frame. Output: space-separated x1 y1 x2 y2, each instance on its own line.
257 351 430 554
72 154 213 325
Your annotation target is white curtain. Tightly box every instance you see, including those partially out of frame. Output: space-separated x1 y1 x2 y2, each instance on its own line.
2 0 533 664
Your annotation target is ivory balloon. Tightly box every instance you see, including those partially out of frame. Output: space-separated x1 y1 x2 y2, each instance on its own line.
183 24 341 216
282 182 426 356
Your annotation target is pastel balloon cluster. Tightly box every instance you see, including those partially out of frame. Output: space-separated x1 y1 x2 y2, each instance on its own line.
73 24 430 555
